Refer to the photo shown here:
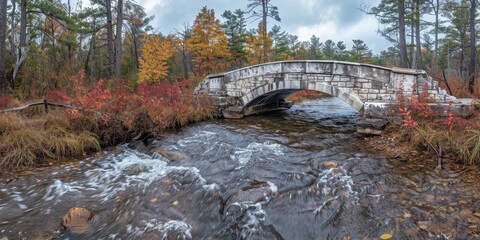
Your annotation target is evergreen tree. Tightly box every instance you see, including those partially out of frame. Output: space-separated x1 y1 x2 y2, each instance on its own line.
322 39 336 60
308 35 322 60
246 0 281 63
335 41 348 61
349 39 372 63
221 9 248 67
270 25 290 60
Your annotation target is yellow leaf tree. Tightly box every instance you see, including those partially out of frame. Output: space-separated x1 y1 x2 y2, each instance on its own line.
246 23 272 65
138 34 174 84
188 6 231 79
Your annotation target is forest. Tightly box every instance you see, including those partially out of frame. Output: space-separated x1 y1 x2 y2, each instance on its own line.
0 0 479 169
0 0 478 96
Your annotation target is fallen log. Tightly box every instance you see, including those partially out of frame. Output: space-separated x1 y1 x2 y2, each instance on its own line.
0 100 73 113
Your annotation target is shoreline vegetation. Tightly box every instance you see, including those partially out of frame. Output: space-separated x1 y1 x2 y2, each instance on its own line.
0 72 214 176
1 77 480 176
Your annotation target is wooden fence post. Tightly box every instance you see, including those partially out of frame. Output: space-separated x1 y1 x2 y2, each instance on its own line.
44 99 48 114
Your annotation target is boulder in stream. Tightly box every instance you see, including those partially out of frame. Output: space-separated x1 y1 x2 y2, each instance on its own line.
151 147 172 161
226 181 277 205
323 161 339 169
61 207 94 234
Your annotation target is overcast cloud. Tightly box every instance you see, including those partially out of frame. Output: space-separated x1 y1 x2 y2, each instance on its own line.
138 0 390 54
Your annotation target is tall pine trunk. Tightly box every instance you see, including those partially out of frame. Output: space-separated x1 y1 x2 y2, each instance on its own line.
13 0 27 85
105 0 114 76
115 0 123 78
433 0 439 71
262 0 267 63
398 0 408 68
0 0 7 94
9 0 15 69
468 0 477 93
415 0 423 69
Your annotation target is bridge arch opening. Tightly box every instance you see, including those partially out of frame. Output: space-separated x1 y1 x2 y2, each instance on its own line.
241 83 364 117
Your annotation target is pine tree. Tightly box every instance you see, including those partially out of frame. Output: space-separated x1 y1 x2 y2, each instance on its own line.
246 0 280 63
322 40 336 60
350 39 372 63
221 9 248 67
308 35 322 60
270 25 290 61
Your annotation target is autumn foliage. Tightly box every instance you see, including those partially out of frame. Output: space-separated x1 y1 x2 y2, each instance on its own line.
47 71 214 139
138 34 175 84
188 7 232 81
395 82 480 164
246 23 272 65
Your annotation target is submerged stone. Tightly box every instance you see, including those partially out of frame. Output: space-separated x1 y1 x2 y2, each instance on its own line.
323 161 339 169
61 207 94 234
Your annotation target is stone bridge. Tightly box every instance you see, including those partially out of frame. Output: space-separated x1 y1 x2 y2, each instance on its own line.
195 60 474 121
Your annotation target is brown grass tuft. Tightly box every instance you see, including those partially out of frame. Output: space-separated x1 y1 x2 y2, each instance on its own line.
0 129 53 168
46 128 100 158
0 113 25 135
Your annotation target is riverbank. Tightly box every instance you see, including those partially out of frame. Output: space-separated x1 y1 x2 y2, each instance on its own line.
0 76 214 174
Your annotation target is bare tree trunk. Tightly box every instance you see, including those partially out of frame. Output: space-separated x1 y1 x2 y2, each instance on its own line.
9 0 15 67
433 0 439 71
0 0 7 94
67 0 71 63
398 0 408 68
468 0 477 93
410 2 415 69
85 17 96 75
415 0 423 69
85 35 95 76
262 0 267 63
133 30 140 70
13 0 28 85
19 0 26 60
105 0 114 76
115 0 123 78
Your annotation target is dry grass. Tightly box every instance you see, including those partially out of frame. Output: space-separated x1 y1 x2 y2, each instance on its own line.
0 107 101 170
0 113 25 135
393 123 480 165
0 129 53 168
46 128 100 158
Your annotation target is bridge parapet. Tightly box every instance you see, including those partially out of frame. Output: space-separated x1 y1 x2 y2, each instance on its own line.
195 60 470 119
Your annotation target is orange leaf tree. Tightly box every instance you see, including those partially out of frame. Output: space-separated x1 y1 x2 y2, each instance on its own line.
188 6 232 80
246 23 272 65
138 34 174 84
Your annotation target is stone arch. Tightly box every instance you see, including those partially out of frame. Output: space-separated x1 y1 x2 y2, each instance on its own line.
241 81 364 116
195 60 460 119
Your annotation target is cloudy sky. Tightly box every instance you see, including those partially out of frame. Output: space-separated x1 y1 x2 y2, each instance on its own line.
136 0 390 54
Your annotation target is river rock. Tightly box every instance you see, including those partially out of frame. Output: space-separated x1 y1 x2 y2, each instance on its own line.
227 182 276 205
356 118 387 135
151 147 172 161
61 207 94 234
123 163 149 175
167 151 188 161
323 161 339 169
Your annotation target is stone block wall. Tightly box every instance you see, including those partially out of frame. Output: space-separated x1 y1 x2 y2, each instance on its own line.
195 60 457 114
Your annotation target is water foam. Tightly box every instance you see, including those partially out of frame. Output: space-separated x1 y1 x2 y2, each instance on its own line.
231 141 285 169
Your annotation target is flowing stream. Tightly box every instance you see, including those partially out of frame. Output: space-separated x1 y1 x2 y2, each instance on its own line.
1 97 480 240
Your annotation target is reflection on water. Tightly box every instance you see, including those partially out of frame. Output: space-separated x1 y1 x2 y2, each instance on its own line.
1 98 480 239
